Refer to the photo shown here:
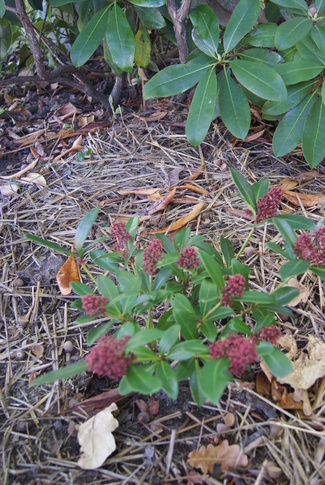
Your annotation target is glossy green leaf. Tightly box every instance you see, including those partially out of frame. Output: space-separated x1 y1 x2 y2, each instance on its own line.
220 238 234 267
190 361 206 406
239 290 275 305
106 3 135 72
273 93 317 157
279 259 311 280
71 7 110 67
186 67 217 146
240 48 283 67
221 317 251 336
252 308 275 332
316 0 325 12
189 5 219 56
273 214 317 230
268 0 308 11
172 294 199 340
0 0 5 18
302 96 325 168
134 27 150 68
121 365 161 394
258 343 293 378
134 6 166 29
252 179 269 201
30 361 88 386
198 249 224 290
125 329 163 351
69 282 94 296
24 234 71 256
156 361 178 400
275 60 323 85
310 25 325 52
176 358 195 381
143 55 213 99
168 340 208 360
223 0 260 53
159 325 180 355
266 241 290 258
201 320 217 342
311 266 325 279
296 35 325 64
248 23 278 47
89 250 119 272
263 80 316 116
0 19 11 61
273 217 298 248
74 207 99 253
275 17 312 50
219 70 250 140
199 359 232 404
97 275 119 300
231 60 287 101
129 0 166 6
199 280 218 318
229 167 256 211
87 322 115 345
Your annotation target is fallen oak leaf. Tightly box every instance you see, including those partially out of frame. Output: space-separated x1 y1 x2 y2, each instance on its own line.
56 254 80 295
147 202 205 234
78 403 119 469
282 190 325 208
188 441 248 473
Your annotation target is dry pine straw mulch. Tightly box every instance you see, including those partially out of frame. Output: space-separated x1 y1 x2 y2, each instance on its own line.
1 111 325 485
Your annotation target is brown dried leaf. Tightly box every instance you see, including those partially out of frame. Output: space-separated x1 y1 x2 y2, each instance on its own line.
279 334 298 360
284 278 311 307
78 114 95 127
146 188 176 215
147 396 159 418
148 202 205 234
282 190 325 207
0 158 39 180
244 129 265 142
20 172 47 187
188 441 248 473
0 182 19 196
278 178 299 191
118 188 161 201
56 254 80 295
78 403 119 469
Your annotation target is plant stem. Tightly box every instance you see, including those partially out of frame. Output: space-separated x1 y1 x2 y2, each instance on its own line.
80 264 97 285
236 227 255 260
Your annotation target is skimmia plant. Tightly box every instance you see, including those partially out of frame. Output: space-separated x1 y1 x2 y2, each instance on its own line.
26 169 325 406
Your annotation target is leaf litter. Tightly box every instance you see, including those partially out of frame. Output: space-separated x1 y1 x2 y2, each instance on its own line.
1 103 325 483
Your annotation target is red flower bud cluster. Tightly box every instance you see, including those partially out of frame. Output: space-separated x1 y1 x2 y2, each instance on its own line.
256 187 283 222
209 334 258 376
259 325 282 346
294 227 325 267
143 239 164 275
81 294 109 317
220 274 246 307
86 335 135 380
111 221 132 258
176 247 200 270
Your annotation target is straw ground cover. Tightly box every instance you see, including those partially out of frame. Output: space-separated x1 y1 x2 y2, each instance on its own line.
1 108 325 484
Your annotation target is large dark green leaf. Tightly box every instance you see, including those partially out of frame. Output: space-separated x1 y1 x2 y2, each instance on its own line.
257 342 293 378
30 362 88 386
143 55 213 99
156 361 178 400
275 17 312 50
273 92 317 157
262 80 316 116
186 67 217 146
198 249 224 290
302 96 325 168
296 34 325 63
223 0 260 53
25 234 71 256
240 48 283 67
106 3 135 72
75 207 99 253
275 60 324 85
71 7 110 67
134 6 166 29
128 0 166 6
279 259 311 279
247 23 278 47
316 0 325 12
229 167 255 211
199 359 232 405
189 5 219 56
231 60 287 101
121 365 161 394
268 0 308 12
0 0 6 20
219 70 250 140
172 294 199 340
0 20 11 61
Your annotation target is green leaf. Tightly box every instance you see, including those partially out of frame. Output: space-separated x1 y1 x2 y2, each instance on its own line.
97 275 119 300
69 282 94 296
186 67 217 146
231 60 287 101
271 286 300 305
302 96 325 168
172 294 199 340
156 361 178 400
257 343 293 378
154 268 172 290
197 249 224 290
275 17 312 50
239 290 275 305
252 179 269 201
311 25 325 53
273 93 317 157
199 280 218 318
279 259 311 279
121 365 161 394
229 167 255 211
167 340 208 360
223 0 260 53
75 207 99 253
134 6 166 29
190 361 206 406
275 60 323 85
219 70 250 140
266 241 290 258
221 316 252 337
252 308 275 332
30 361 88 386
311 266 325 279
189 5 219 56
262 80 316 117
134 27 150 68
176 358 195 381
199 359 232 405
87 322 115 345
317 0 325 12
273 217 298 248
106 3 135 72
89 250 119 272
247 23 278 48
274 214 317 231
240 47 283 67
143 55 213 99
71 7 110 67
24 234 71 256
220 238 234 267
0 0 5 18
128 0 166 6
0 19 11 60
159 325 180 355
268 0 308 12
126 329 163 351
201 320 217 341
296 34 325 64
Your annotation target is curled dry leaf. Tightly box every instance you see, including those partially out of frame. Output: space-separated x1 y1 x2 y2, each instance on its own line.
20 172 47 187
282 190 325 208
56 254 80 295
0 158 39 180
148 202 205 234
0 182 19 196
285 278 310 307
188 441 248 473
78 403 119 469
